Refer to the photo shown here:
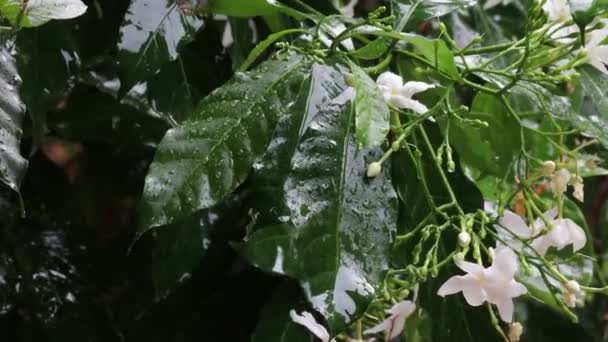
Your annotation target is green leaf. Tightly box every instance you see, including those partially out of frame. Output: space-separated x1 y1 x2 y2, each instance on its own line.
0 41 27 195
0 0 87 28
138 55 310 233
349 63 390 148
395 0 477 19
576 66 608 148
252 281 316 342
15 21 80 147
207 0 279 16
116 0 204 92
240 63 398 333
442 92 521 183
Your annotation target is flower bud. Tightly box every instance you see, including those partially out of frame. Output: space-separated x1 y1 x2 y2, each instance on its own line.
447 160 456 173
453 252 465 264
458 231 471 247
542 160 556 177
566 280 580 293
391 140 400 152
551 168 571 195
488 247 495 261
366 162 382 178
508 322 523 342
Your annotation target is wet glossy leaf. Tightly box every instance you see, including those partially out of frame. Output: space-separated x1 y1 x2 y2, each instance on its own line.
395 0 477 19
252 281 316 342
207 0 279 16
116 0 204 92
240 63 398 334
0 41 27 195
138 55 310 233
350 63 390 148
0 0 87 28
576 66 608 148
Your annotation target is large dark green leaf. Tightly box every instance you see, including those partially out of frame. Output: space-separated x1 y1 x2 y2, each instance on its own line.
240 63 398 334
138 55 310 233
252 281 315 342
0 40 27 194
116 0 204 92
350 63 390 148
440 92 520 199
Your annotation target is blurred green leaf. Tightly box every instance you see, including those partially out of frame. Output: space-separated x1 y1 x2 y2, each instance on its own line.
207 0 279 16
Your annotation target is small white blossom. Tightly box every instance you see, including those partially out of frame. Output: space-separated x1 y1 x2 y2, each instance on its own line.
458 231 472 247
363 300 416 340
290 310 331 342
376 72 435 113
508 322 524 342
530 217 587 255
332 0 358 16
367 162 382 178
483 0 514 10
543 0 572 22
562 280 585 308
550 168 571 196
495 208 556 250
586 19 608 75
437 246 527 322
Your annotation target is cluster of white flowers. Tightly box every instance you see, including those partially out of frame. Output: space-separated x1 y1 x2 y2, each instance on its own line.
290 301 416 341
483 0 608 74
438 246 527 322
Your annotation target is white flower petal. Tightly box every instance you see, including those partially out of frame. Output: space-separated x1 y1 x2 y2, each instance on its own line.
499 210 532 238
483 0 502 9
495 300 515 323
387 300 416 317
363 320 390 335
437 276 464 296
397 97 429 114
388 314 408 340
401 81 435 98
487 246 518 280
456 260 485 277
290 310 330 342
376 72 403 90
564 218 587 251
460 276 486 306
532 207 558 232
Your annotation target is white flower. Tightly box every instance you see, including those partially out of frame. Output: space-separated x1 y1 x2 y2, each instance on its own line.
458 231 471 247
332 0 358 16
363 300 416 340
530 217 587 255
508 322 524 342
437 246 527 322
570 175 584 202
376 72 435 113
366 162 382 178
495 209 556 250
562 280 584 308
586 19 608 74
543 0 572 22
290 310 331 342
550 168 571 196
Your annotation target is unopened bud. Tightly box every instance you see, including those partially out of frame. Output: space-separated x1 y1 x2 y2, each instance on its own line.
542 160 556 177
366 162 382 178
488 247 495 261
391 140 400 151
453 252 465 264
458 231 471 247
566 280 580 293
508 322 523 342
447 160 456 173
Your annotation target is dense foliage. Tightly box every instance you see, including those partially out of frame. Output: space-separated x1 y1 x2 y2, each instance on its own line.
2 0 608 341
